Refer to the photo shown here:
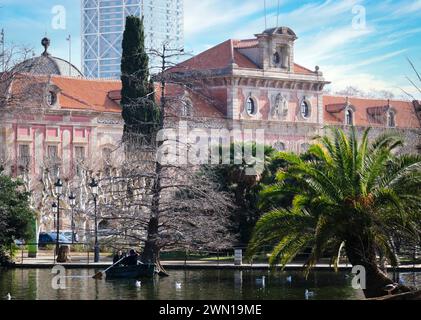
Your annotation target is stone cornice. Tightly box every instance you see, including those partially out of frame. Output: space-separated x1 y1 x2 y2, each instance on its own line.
196 67 330 92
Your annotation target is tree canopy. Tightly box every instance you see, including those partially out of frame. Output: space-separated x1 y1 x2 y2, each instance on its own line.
247 128 421 298
0 173 35 265
121 15 160 145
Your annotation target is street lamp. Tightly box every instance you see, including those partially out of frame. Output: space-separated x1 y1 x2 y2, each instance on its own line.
68 192 76 244
52 201 58 258
52 202 58 229
89 178 100 263
54 178 63 258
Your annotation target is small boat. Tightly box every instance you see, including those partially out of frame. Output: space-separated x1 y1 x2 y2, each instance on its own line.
105 264 156 279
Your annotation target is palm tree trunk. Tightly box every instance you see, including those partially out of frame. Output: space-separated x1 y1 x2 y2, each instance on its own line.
345 238 411 298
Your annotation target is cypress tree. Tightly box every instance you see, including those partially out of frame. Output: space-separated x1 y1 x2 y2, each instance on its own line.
121 16 160 146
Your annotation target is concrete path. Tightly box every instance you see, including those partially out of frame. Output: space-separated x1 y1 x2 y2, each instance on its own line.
11 253 421 272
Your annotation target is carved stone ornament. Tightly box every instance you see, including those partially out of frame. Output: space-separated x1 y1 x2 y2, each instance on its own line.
271 93 288 120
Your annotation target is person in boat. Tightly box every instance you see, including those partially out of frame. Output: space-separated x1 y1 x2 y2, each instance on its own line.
122 249 139 266
113 250 125 265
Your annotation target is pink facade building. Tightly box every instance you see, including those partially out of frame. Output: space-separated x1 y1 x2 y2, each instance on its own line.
0 29 420 236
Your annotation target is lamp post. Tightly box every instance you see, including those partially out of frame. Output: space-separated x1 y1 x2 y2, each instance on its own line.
89 178 100 263
54 178 63 257
68 192 76 244
52 202 58 229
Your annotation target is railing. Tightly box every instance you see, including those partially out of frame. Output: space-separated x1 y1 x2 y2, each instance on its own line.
12 241 140 265
11 242 420 268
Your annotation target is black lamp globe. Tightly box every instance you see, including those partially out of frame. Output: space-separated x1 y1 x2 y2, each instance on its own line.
54 178 63 195
89 178 98 196
68 192 76 206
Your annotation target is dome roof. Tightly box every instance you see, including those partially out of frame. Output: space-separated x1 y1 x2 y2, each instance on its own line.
261 27 297 39
13 37 83 77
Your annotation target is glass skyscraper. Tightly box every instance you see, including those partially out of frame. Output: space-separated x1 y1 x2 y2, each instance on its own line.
82 0 184 79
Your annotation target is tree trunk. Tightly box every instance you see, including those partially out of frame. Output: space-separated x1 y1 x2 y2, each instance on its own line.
140 160 169 277
140 217 168 276
345 238 411 298
141 216 159 264
56 246 70 263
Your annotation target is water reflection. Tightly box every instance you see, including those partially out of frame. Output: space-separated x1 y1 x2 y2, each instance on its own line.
0 268 419 300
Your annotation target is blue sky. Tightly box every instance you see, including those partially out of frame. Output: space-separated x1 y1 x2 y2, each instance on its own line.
1 0 420 98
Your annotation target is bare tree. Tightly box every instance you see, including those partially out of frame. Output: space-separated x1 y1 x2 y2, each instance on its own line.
334 86 397 99
95 44 235 274
402 58 421 152
0 43 53 234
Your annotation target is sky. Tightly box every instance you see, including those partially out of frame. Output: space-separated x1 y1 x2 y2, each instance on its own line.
0 0 420 98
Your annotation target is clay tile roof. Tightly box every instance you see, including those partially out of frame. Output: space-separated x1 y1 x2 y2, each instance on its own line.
163 83 225 118
323 95 420 129
233 50 258 69
293 63 316 75
174 40 235 71
4 73 49 106
51 76 121 113
174 38 315 75
233 39 259 49
108 90 121 101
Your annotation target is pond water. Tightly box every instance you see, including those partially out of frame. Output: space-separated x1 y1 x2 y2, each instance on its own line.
0 268 419 300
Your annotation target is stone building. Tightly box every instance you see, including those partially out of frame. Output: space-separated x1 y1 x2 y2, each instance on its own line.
0 39 123 238
0 28 420 237
171 27 420 153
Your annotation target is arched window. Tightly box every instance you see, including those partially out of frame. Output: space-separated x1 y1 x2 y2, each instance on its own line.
182 99 193 117
246 97 256 115
47 91 56 106
300 100 310 119
280 46 289 68
301 143 310 153
345 109 353 125
388 111 396 127
102 147 112 163
273 52 280 64
273 142 286 151
98 220 109 231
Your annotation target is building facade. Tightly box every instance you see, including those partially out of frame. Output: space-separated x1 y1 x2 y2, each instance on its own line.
171 27 420 153
0 41 123 239
82 0 184 79
1 28 420 238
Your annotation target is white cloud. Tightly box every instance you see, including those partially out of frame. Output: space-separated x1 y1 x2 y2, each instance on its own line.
322 48 416 98
323 49 407 74
295 26 374 66
184 0 271 38
325 68 421 100
392 0 421 16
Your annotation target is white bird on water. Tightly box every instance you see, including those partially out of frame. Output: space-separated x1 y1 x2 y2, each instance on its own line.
175 282 182 289
135 281 141 288
305 289 315 300
5 293 11 300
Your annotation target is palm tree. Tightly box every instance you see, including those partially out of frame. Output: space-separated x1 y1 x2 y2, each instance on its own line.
247 128 421 298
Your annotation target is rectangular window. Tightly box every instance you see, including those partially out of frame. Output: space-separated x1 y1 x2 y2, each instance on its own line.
19 144 30 158
74 146 86 177
18 144 30 170
75 146 85 161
